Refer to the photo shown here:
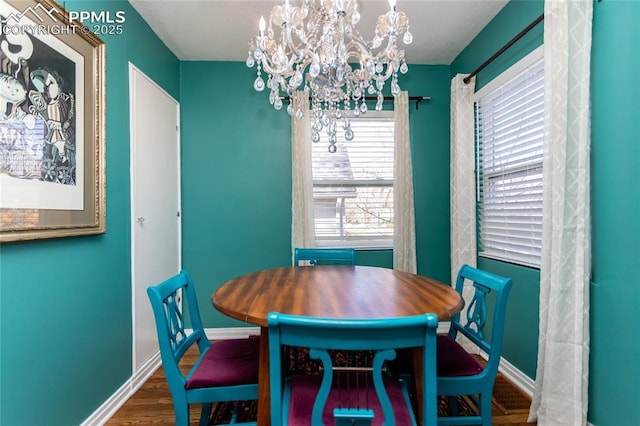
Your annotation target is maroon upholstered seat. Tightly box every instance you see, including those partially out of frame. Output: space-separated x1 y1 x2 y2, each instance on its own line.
286 374 414 426
387 336 484 378
436 335 483 377
186 337 260 389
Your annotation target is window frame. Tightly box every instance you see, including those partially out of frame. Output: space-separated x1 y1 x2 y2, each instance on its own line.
310 110 395 250
474 46 544 268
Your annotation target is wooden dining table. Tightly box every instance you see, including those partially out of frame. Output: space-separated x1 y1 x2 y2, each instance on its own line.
212 265 464 425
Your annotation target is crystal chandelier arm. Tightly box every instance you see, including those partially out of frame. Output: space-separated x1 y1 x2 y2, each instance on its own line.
247 0 412 152
342 28 373 60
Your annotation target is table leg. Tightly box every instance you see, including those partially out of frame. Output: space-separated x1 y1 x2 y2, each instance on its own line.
412 347 424 424
258 327 271 426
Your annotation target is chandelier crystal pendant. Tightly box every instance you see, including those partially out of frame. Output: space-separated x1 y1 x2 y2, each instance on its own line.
247 0 412 152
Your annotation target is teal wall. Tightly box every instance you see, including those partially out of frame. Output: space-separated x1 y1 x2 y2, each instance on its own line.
179 61 292 328
180 62 453 327
589 1 640 424
453 0 640 424
0 2 179 425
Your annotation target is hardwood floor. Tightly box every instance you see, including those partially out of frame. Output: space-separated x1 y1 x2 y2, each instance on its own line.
106 346 202 425
106 344 534 425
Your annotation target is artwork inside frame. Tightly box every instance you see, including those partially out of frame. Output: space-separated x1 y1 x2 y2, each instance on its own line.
0 0 105 243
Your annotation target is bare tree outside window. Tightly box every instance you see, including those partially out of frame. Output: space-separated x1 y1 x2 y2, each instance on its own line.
312 113 394 247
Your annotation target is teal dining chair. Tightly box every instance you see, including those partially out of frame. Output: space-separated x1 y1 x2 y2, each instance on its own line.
268 312 439 426
147 271 259 426
294 247 356 266
436 264 513 426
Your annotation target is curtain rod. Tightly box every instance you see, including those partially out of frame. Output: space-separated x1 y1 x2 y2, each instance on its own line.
378 96 431 110
285 95 431 109
463 13 544 84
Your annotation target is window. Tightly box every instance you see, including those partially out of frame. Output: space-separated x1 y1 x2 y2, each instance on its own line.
475 48 544 267
311 112 394 248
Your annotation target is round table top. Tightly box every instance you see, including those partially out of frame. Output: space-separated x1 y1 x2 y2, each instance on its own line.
212 265 464 327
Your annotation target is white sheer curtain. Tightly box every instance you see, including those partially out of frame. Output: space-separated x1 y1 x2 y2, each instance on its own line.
449 74 478 352
291 90 315 258
529 1 592 424
449 74 478 282
393 91 417 273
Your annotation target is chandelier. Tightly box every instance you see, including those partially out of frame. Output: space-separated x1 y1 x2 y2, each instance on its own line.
246 0 412 152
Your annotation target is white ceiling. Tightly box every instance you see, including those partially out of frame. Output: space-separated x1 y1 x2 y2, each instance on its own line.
128 0 508 64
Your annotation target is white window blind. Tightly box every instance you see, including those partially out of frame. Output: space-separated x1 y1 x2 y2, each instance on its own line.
312 113 394 248
476 57 544 267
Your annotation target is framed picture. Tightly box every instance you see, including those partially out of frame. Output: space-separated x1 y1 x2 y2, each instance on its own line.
0 0 105 242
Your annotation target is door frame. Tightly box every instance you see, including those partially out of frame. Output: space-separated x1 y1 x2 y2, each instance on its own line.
128 63 181 379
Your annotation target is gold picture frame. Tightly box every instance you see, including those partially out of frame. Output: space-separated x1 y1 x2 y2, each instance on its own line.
0 0 105 242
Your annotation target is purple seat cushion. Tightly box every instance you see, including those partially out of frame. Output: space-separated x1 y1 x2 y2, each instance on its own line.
437 335 484 377
286 374 414 425
185 337 259 389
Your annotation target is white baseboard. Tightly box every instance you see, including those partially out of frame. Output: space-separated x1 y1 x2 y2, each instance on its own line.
476 350 535 398
496 355 535 396
204 326 261 340
437 323 450 334
81 351 161 426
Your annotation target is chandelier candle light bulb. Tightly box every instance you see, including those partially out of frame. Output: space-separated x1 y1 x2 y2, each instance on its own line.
247 0 412 152
259 16 265 37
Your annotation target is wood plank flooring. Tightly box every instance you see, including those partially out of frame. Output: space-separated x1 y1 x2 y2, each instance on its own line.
106 344 534 425
106 345 202 425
